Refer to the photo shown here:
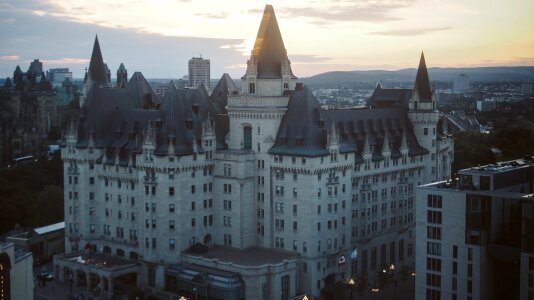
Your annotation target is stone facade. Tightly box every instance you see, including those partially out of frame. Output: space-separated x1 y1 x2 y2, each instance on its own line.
60 5 453 299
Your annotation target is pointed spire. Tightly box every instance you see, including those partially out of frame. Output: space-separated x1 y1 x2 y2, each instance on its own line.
400 130 408 150
118 63 127 73
362 135 371 155
88 130 96 148
413 52 432 102
86 35 110 86
327 122 339 147
249 5 293 79
168 138 176 156
382 131 391 153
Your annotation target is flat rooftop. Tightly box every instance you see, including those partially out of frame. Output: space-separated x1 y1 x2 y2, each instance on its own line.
459 156 534 174
184 245 297 267
57 252 138 270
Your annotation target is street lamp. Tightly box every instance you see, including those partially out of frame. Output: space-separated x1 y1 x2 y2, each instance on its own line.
371 287 380 300
303 295 308 300
389 264 396 300
68 272 74 295
179 297 186 300
348 278 355 298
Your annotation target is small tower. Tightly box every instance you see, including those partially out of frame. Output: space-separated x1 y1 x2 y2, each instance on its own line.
117 63 128 88
409 52 435 111
81 35 111 108
407 52 440 180
241 4 298 96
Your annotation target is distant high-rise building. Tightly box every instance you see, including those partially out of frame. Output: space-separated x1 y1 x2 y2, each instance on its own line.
47 68 73 87
415 157 534 300
521 83 534 95
454 74 470 92
188 57 210 89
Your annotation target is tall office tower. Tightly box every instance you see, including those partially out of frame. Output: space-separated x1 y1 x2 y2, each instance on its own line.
47 68 73 87
415 158 534 300
188 57 210 89
454 74 470 92
55 5 453 299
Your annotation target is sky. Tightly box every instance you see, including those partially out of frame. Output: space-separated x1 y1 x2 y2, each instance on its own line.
0 0 533 79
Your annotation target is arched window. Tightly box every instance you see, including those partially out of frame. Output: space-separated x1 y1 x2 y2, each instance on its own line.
243 126 252 150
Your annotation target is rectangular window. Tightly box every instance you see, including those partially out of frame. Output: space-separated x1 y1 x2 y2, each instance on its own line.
427 194 443 208
249 82 255 94
427 226 442 240
169 187 175 196
427 210 442 224
427 242 442 256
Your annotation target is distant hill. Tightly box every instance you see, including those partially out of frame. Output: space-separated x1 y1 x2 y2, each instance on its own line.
301 67 534 86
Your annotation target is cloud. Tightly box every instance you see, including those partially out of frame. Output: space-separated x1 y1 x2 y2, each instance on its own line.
290 54 333 64
195 12 229 19
368 27 451 36
277 0 416 24
0 55 20 61
0 17 15 23
40 58 89 64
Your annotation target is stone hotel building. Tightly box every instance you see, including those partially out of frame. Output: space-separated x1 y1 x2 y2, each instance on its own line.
55 5 453 299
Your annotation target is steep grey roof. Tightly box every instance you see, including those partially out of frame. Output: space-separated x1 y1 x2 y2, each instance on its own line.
322 107 429 159
445 110 480 132
127 72 159 108
367 84 412 108
414 52 432 102
270 86 328 156
77 74 231 159
86 36 110 86
270 84 429 158
210 73 238 150
249 5 295 79
211 73 238 114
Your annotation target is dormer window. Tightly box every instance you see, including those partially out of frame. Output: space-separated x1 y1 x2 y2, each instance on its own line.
249 83 255 94
185 119 193 129
283 82 289 90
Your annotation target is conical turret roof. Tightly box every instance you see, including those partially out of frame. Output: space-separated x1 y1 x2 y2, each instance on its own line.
250 5 291 79
413 52 432 102
118 63 127 73
87 35 110 86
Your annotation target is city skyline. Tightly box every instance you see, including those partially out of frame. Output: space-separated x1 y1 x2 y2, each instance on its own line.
0 0 533 79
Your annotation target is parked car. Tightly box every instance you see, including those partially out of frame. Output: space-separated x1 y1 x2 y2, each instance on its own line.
38 271 54 281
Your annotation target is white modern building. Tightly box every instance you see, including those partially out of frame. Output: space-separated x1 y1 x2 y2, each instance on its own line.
454 74 470 92
415 158 534 300
57 5 453 299
47 68 73 87
188 57 210 89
